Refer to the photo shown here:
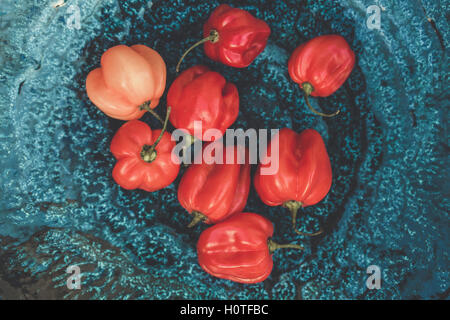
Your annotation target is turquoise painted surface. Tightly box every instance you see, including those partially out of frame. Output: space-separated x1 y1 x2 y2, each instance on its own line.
0 0 448 299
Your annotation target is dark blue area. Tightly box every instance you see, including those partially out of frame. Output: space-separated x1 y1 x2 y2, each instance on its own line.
0 0 448 299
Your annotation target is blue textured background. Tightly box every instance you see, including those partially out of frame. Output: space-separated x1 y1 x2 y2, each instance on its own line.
0 0 448 299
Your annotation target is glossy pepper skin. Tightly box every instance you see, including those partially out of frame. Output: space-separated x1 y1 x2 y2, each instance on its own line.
86 45 166 120
167 65 239 141
178 144 250 227
288 35 355 117
110 120 179 192
203 4 271 68
197 212 303 283
254 128 332 235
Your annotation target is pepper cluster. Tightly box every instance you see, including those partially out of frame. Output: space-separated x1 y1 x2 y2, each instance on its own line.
85 4 355 284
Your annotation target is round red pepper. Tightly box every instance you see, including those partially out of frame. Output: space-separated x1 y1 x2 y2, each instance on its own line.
110 108 180 192
288 35 355 117
176 4 270 71
178 144 250 227
86 44 166 122
254 128 332 235
167 65 239 141
197 212 303 283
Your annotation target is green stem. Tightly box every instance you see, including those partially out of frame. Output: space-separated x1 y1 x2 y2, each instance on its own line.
302 82 340 117
283 200 323 237
181 134 196 167
267 239 304 254
140 106 171 163
141 145 157 163
176 29 219 73
283 200 302 229
139 101 164 125
184 134 196 149
187 211 207 228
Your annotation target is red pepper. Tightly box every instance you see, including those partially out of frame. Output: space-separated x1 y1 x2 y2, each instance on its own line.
176 4 270 71
288 35 355 117
178 144 250 227
110 108 180 192
167 65 239 141
254 128 332 235
197 212 303 283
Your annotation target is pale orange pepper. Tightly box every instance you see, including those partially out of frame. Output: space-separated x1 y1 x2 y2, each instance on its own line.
86 45 166 120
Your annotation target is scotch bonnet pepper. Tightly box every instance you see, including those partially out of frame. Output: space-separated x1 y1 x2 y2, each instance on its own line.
254 128 332 235
288 35 355 117
197 212 303 283
167 65 239 141
176 4 271 71
178 144 250 227
110 109 179 192
86 44 166 121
